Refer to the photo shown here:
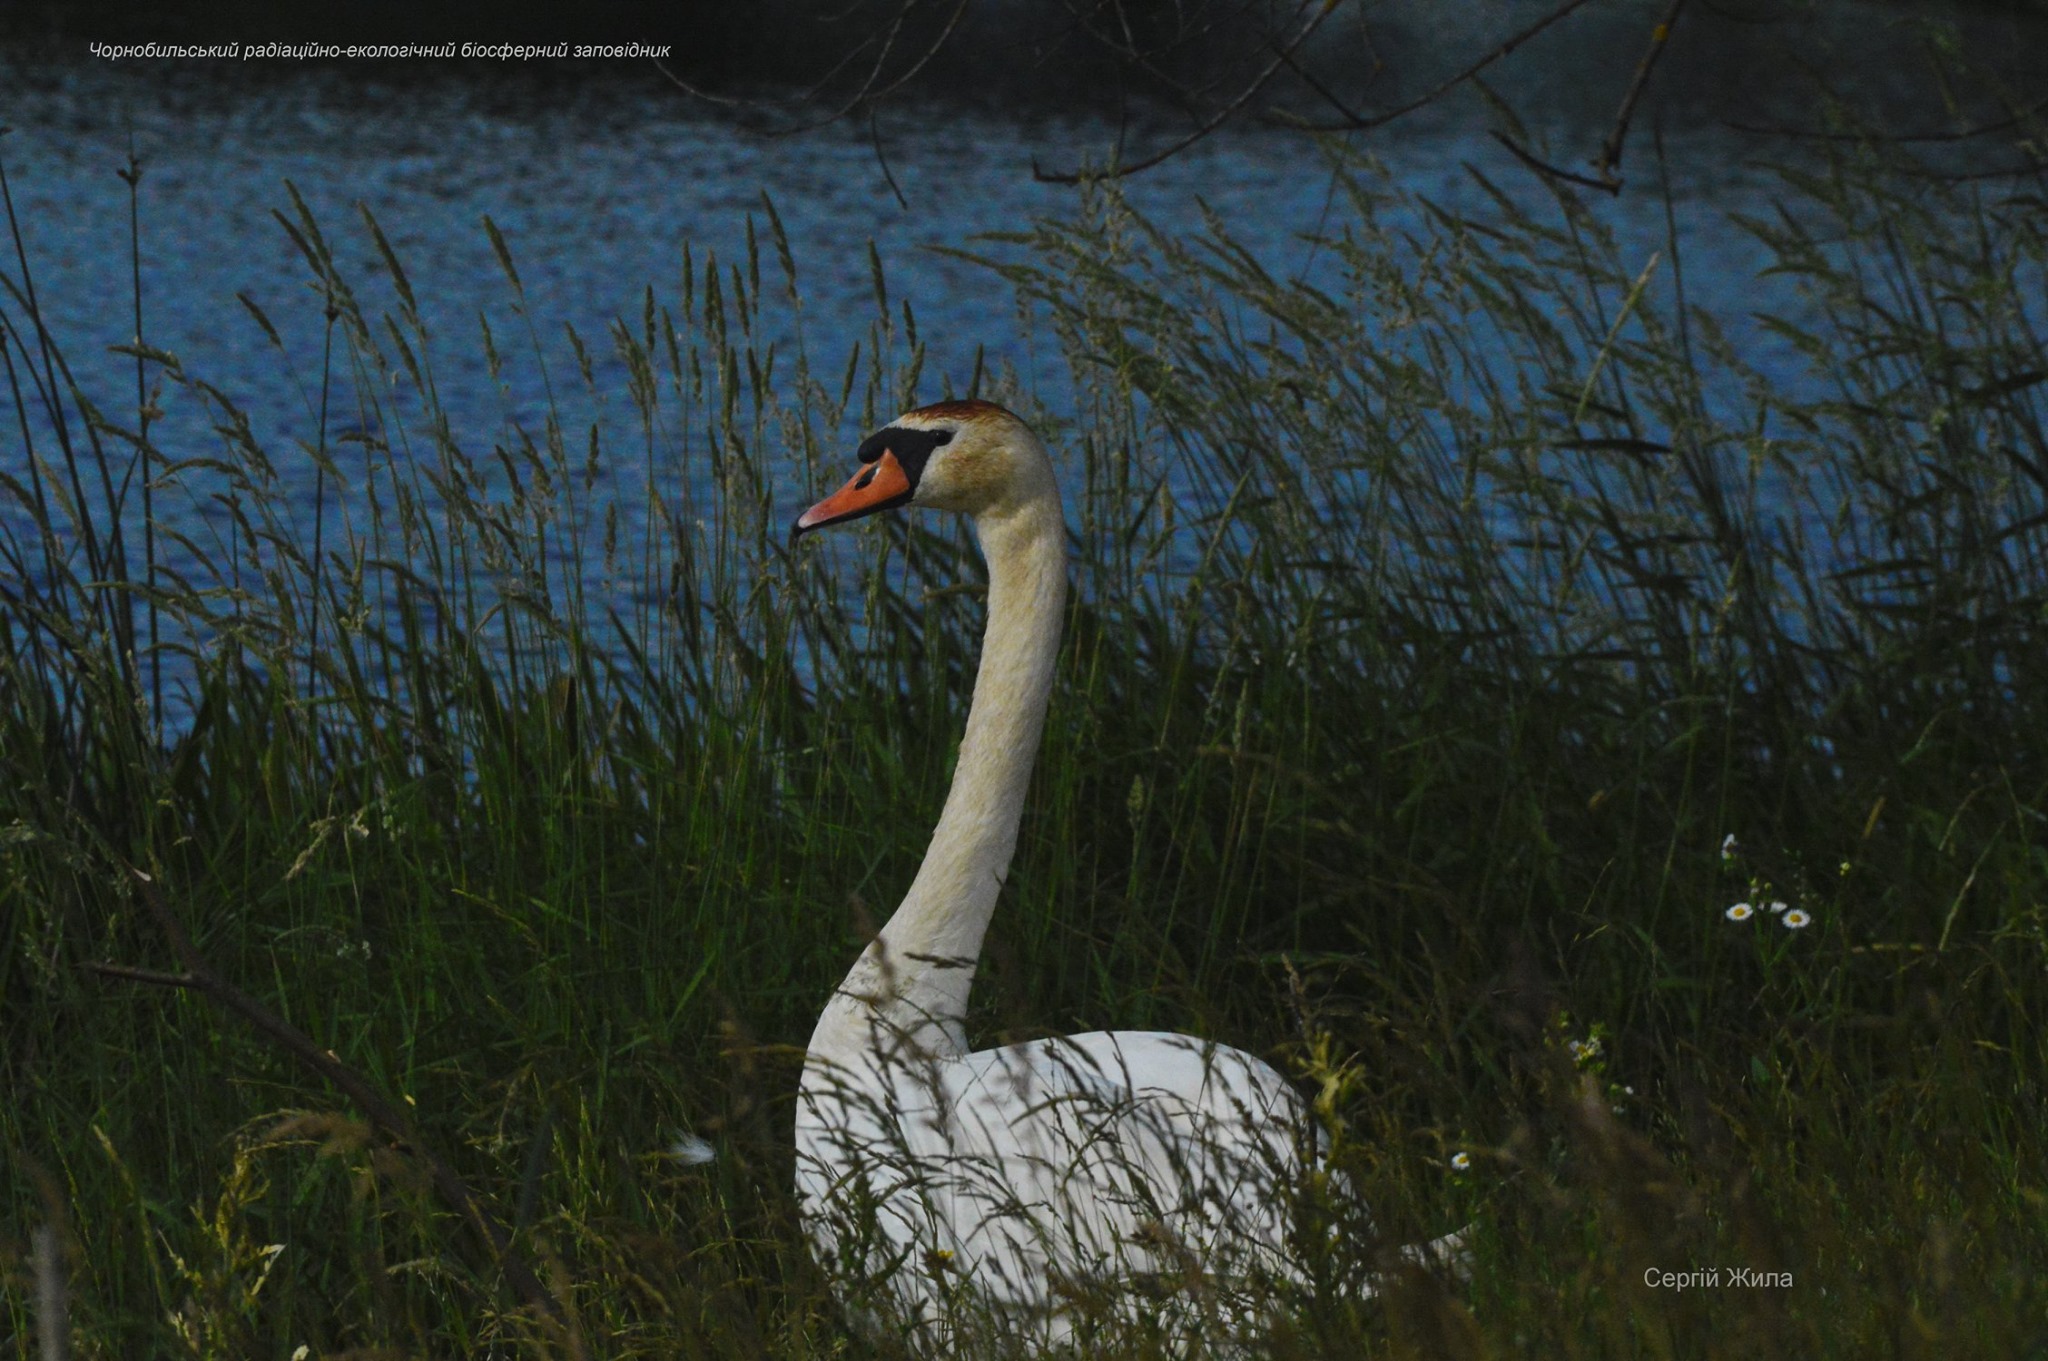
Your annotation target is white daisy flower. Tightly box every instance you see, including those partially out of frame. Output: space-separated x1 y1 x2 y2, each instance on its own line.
1450 1151 1472 1171
1721 833 1739 858
1725 902 1755 921
1782 909 1812 930
1768 900 1788 914
1568 1037 1601 1063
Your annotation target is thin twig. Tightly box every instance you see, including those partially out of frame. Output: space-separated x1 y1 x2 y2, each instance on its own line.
655 0 965 132
1896 158 2048 182
1055 0 1252 107
97 864 574 1342
773 0 975 138
1265 36 1372 129
648 57 746 106
83 960 197 989
1492 131 1621 196
1035 0 1330 183
869 106 910 210
1593 0 1687 187
1277 0 1601 134
1727 93 2048 144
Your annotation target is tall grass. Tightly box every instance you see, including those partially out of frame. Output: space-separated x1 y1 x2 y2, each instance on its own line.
2 122 2044 1356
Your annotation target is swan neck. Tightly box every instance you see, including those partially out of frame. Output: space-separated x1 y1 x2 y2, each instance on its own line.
811 491 1065 1064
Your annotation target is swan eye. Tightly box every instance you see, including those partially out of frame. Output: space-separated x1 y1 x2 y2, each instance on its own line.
853 423 955 484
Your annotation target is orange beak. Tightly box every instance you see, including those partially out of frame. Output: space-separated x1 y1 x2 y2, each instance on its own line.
792 448 914 538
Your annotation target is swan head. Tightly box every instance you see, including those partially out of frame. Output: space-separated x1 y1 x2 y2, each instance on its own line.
792 399 1054 538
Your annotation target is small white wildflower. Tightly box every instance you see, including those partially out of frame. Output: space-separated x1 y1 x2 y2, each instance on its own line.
1568 1037 1601 1063
1450 1151 1471 1171
1768 900 1788 914
669 1133 716 1166
1721 833 1739 858
1782 909 1812 930
1725 902 1755 921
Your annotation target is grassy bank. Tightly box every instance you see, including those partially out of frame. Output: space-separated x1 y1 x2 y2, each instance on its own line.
2 131 2045 1357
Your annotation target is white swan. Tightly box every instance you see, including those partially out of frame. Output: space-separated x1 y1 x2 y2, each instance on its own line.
790 400 1392 1352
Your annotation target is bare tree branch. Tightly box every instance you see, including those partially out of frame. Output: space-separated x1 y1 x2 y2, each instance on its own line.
644 0 2043 192
1265 34 1374 129
1491 130 1622 195
649 57 746 106
1274 0 1603 134
1061 0 1269 104
1492 0 1687 197
1593 0 1688 187
1034 0 1333 183
772 0 975 137
653 0 972 137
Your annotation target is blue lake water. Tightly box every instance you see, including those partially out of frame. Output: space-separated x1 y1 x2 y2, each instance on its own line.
1 63 1814 729
4 65 1790 462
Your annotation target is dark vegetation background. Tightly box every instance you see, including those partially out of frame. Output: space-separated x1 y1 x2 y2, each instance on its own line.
2 1 2046 1356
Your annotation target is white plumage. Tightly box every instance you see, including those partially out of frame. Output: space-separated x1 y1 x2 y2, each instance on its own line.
798 1028 1314 1348
789 400 1439 1351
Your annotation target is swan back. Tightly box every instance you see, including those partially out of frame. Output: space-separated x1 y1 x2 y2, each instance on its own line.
796 1030 1314 1350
